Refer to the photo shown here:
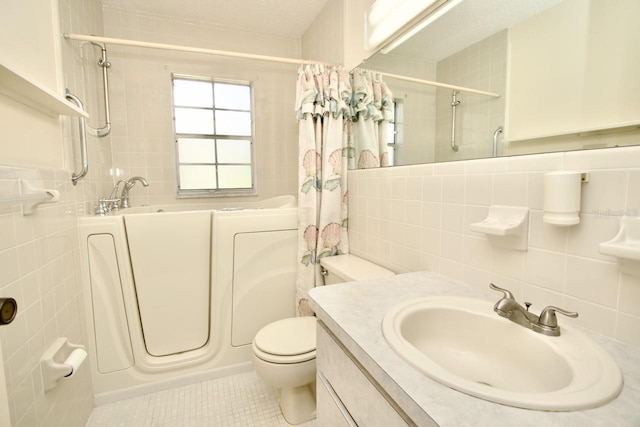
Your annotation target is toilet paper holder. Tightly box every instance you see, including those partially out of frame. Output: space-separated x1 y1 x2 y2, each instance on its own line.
41 337 88 391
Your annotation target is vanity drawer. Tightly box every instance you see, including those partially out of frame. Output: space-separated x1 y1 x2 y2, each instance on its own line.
317 372 357 427
316 322 411 427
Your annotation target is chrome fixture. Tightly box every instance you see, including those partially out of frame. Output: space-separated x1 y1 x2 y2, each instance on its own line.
490 283 578 337
450 90 460 152
109 179 127 203
87 42 111 137
65 90 88 185
120 176 149 208
95 180 126 215
492 126 503 157
94 197 120 216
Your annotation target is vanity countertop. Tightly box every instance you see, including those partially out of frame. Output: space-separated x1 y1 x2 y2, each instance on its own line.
308 271 640 426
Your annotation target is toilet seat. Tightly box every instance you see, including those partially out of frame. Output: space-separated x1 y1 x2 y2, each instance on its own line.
253 316 316 364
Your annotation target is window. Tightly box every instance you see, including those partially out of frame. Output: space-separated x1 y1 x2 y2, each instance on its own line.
172 75 255 196
386 98 403 166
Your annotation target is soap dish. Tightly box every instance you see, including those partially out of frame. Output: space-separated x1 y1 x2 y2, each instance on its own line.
600 216 640 276
470 206 529 251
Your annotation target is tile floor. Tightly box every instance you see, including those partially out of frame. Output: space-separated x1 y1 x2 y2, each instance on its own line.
87 371 317 426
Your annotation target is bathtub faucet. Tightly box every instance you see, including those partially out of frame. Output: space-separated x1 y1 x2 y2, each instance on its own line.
120 176 149 208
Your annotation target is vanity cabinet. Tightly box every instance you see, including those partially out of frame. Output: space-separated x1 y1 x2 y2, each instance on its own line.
316 322 414 427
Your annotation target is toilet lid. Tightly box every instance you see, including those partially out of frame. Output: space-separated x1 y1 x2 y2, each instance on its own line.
254 316 316 356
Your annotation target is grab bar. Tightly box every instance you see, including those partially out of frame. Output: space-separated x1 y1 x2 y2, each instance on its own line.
65 90 89 185
492 126 503 157
450 90 460 152
87 42 111 137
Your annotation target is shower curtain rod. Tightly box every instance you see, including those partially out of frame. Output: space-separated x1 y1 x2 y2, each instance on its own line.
64 34 500 97
63 33 335 67
378 71 501 98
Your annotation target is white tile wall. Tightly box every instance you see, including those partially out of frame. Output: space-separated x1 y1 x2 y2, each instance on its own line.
101 6 301 206
0 167 95 427
349 146 640 349
435 30 507 162
301 0 344 65
0 0 111 425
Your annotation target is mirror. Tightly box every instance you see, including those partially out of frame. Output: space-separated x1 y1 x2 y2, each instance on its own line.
355 0 640 168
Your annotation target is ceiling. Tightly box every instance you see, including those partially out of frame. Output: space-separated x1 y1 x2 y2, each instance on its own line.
100 0 329 37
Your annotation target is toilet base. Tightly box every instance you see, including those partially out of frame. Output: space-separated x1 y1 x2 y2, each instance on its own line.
279 380 316 425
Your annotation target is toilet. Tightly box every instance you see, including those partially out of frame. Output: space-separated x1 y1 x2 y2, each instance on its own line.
252 254 394 424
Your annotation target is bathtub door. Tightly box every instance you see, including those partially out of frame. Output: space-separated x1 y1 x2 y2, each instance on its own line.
124 211 211 357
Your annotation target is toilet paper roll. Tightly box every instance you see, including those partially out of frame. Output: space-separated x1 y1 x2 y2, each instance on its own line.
543 171 582 225
63 348 88 378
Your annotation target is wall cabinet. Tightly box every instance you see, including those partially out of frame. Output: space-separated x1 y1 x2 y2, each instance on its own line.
0 0 86 117
505 0 640 141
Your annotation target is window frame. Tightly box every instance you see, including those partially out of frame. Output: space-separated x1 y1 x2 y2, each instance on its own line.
387 98 403 167
171 74 257 198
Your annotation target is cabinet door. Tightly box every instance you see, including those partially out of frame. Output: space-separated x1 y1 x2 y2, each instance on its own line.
0 0 62 92
316 324 411 426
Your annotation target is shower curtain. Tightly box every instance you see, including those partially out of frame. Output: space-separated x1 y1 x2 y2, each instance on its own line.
295 65 351 316
294 66 392 316
350 69 395 169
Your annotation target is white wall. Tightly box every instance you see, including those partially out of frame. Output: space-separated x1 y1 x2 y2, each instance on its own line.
302 0 376 69
0 0 110 425
101 7 301 206
302 0 344 65
349 145 640 349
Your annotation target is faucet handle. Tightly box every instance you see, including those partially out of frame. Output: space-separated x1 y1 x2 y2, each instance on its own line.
539 306 579 328
95 198 109 216
489 283 515 300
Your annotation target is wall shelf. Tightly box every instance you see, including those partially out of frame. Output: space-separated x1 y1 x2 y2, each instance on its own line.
0 63 88 118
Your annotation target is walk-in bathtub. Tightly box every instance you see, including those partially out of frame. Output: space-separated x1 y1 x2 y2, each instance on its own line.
78 196 298 403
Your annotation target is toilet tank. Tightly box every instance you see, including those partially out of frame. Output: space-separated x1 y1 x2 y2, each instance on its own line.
319 254 394 285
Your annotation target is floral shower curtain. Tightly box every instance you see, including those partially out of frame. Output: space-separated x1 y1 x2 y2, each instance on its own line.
295 65 351 316
349 69 394 169
294 66 392 315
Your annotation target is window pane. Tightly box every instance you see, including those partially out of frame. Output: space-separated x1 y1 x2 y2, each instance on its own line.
179 165 217 189
218 165 252 189
214 83 251 110
173 79 213 108
178 138 216 163
215 111 251 136
175 108 214 134
217 139 251 163
386 124 395 142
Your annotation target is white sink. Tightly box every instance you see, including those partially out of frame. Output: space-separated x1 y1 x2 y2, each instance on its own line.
382 296 623 411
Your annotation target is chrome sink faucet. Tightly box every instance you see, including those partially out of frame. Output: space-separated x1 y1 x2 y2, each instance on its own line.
489 283 578 337
120 176 149 208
